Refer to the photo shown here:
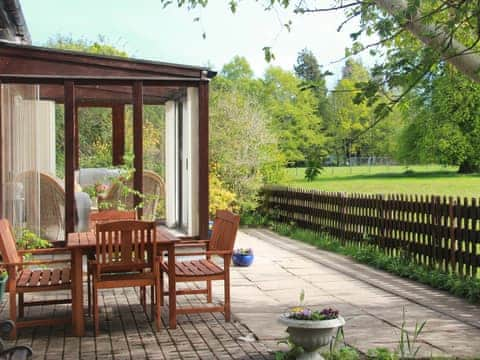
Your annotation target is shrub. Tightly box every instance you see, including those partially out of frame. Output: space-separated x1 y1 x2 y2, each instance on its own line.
209 171 238 218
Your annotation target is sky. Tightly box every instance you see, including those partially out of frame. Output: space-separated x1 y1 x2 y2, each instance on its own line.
21 0 375 89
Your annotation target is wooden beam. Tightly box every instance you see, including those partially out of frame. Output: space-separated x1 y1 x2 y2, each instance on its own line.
74 105 79 170
0 44 204 78
112 104 125 166
64 81 76 238
132 81 143 218
198 81 209 239
0 74 203 87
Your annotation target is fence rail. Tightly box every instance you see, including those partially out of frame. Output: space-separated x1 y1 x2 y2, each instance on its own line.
261 186 480 278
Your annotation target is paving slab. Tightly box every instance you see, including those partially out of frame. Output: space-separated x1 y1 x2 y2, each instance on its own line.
234 229 480 358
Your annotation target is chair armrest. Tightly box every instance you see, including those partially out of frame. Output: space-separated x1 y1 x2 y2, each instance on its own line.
174 242 209 249
175 250 232 257
18 248 71 255
176 235 200 241
9 259 70 267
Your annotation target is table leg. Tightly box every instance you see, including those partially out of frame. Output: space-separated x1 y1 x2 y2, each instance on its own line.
71 248 85 336
168 244 176 329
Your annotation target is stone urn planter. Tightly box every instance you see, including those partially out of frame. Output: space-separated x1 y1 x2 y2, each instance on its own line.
278 314 345 360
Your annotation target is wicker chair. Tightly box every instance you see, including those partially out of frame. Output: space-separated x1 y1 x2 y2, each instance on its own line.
98 170 164 220
16 171 65 241
15 171 91 241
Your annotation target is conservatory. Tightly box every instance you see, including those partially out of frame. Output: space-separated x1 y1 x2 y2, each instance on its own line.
0 41 214 241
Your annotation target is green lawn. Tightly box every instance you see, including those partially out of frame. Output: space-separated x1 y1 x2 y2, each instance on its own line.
282 165 480 198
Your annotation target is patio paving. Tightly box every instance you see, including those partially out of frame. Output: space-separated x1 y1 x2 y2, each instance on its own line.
2 228 480 358
233 229 480 358
0 286 272 359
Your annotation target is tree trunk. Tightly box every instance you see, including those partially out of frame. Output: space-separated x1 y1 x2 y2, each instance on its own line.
375 0 480 83
458 160 480 174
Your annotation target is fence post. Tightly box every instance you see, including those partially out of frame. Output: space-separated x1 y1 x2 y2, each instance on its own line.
341 192 348 245
377 194 385 250
432 195 441 268
449 197 456 274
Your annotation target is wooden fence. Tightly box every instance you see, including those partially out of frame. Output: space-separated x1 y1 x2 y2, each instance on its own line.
261 186 480 278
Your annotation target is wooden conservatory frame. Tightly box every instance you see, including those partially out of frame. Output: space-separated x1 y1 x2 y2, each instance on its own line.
0 41 214 239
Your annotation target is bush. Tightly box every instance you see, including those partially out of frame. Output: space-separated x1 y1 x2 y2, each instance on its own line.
209 171 238 218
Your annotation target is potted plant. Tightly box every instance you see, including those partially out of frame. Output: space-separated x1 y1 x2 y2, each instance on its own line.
232 248 254 267
278 291 345 360
0 269 8 302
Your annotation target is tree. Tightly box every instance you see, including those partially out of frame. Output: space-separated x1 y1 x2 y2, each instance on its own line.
221 55 254 80
326 59 403 164
210 76 284 211
326 59 371 163
294 48 329 119
159 0 480 137
263 66 326 165
398 66 480 173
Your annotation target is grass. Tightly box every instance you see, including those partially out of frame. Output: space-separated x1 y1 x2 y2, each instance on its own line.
283 165 480 198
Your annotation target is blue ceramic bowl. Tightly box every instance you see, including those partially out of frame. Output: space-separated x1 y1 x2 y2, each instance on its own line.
232 254 254 267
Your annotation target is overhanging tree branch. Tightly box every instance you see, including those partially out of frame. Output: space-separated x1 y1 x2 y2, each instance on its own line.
375 0 480 83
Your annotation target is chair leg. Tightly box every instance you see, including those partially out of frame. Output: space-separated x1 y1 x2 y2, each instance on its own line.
155 276 161 332
87 271 91 317
150 285 155 320
159 269 164 306
9 290 17 339
168 274 176 329
224 274 231 322
207 280 212 303
140 286 146 312
18 293 24 319
93 284 99 336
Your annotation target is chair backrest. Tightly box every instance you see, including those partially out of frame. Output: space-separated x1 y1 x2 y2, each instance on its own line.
95 220 156 272
16 171 65 240
208 210 240 252
89 210 136 232
100 171 164 219
142 171 165 220
0 219 21 265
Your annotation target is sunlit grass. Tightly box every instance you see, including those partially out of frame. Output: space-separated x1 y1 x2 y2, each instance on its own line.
282 165 480 198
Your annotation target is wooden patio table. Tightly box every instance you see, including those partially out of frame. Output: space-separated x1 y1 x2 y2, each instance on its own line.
67 227 178 336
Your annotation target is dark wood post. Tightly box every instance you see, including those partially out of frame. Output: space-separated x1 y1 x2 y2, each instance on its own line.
449 197 456 273
112 104 125 166
64 81 76 239
74 105 79 170
198 80 209 239
132 82 143 218
0 82 3 218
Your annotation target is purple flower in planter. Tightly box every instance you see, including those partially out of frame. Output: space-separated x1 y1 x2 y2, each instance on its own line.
234 248 253 256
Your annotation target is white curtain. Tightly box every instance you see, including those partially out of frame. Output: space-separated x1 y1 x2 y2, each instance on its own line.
1 84 51 239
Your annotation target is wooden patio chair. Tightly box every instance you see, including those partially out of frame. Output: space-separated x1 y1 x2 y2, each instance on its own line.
88 209 137 232
86 210 137 315
0 219 71 338
90 220 161 335
159 210 240 328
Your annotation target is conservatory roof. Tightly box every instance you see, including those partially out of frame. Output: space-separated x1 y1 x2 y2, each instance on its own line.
0 41 216 105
